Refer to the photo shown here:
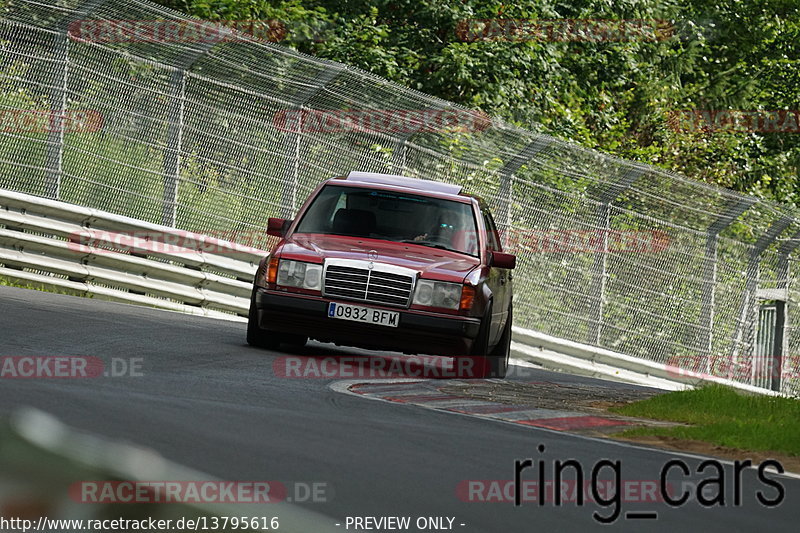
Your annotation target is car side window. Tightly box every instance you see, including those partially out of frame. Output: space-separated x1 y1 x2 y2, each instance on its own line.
482 209 501 252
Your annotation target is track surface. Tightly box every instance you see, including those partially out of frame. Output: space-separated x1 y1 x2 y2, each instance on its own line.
1 286 797 532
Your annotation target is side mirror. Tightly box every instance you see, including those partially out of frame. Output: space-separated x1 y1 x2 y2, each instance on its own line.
490 251 516 269
267 217 292 238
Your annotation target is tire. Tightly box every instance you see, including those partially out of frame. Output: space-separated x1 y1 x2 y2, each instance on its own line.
247 289 279 349
462 303 511 379
488 306 512 378
469 303 511 379
246 289 308 350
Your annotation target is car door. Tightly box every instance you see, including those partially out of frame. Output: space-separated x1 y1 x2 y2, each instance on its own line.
480 206 510 344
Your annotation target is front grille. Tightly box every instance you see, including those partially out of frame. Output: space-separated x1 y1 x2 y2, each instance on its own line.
324 264 414 307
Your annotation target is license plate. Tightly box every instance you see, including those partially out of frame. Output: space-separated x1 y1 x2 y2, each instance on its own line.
327 302 399 327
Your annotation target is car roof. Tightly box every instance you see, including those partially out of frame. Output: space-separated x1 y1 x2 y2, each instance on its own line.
344 171 464 197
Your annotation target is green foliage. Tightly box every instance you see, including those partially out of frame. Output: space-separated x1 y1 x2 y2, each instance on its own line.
151 0 800 206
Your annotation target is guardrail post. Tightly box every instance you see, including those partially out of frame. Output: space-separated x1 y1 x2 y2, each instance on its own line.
697 198 754 369
280 67 343 218
586 166 645 344
729 216 793 379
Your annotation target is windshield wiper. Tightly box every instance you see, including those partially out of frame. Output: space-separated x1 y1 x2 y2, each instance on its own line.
399 240 452 251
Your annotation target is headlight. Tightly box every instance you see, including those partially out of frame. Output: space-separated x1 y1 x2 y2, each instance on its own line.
277 260 322 290
413 279 463 310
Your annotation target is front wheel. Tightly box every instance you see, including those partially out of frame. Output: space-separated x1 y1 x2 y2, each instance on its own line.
247 289 279 349
488 306 512 378
469 303 511 379
246 289 307 350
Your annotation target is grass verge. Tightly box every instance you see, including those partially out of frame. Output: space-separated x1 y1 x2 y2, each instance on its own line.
0 275 88 297
610 385 800 456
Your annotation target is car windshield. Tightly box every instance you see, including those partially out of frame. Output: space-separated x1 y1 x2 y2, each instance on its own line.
294 184 479 256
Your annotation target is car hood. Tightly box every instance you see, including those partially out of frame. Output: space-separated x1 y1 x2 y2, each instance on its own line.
279 234 480 282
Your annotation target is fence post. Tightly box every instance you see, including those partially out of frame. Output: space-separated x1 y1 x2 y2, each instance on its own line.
586 166 645 345
772 300 786 392
496 136 551 245
769 230 800 392
280 67 344 218
729 216 793 375
390 105 444 175
161 69 186 227
44 0 111 199
775 229 800 292
391 138 408 173
698 198 754 370
160 35 225 227
43 35 68 199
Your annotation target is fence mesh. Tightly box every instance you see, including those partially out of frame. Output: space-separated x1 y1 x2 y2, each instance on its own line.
2 0 800 394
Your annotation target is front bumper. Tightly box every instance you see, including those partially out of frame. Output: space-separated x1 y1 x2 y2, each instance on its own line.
254 289 481 355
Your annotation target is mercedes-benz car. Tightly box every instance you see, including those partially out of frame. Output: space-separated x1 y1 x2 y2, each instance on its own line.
247 171 516 378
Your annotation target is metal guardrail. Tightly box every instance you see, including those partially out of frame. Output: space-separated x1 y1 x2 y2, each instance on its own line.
0 188 256 321
4 188 793 395
510 327 787 396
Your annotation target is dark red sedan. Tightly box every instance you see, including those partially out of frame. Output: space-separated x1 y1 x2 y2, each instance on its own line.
248 171 516 378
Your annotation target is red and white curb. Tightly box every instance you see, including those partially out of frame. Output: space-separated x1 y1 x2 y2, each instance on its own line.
330 379 635 434
330 379 800 480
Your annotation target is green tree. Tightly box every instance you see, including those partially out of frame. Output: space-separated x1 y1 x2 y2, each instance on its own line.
151 0 800 206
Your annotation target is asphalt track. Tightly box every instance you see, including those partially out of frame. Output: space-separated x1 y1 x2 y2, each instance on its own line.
0 285 798 532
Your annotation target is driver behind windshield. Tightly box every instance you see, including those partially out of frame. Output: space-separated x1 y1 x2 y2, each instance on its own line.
413 212 457 245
